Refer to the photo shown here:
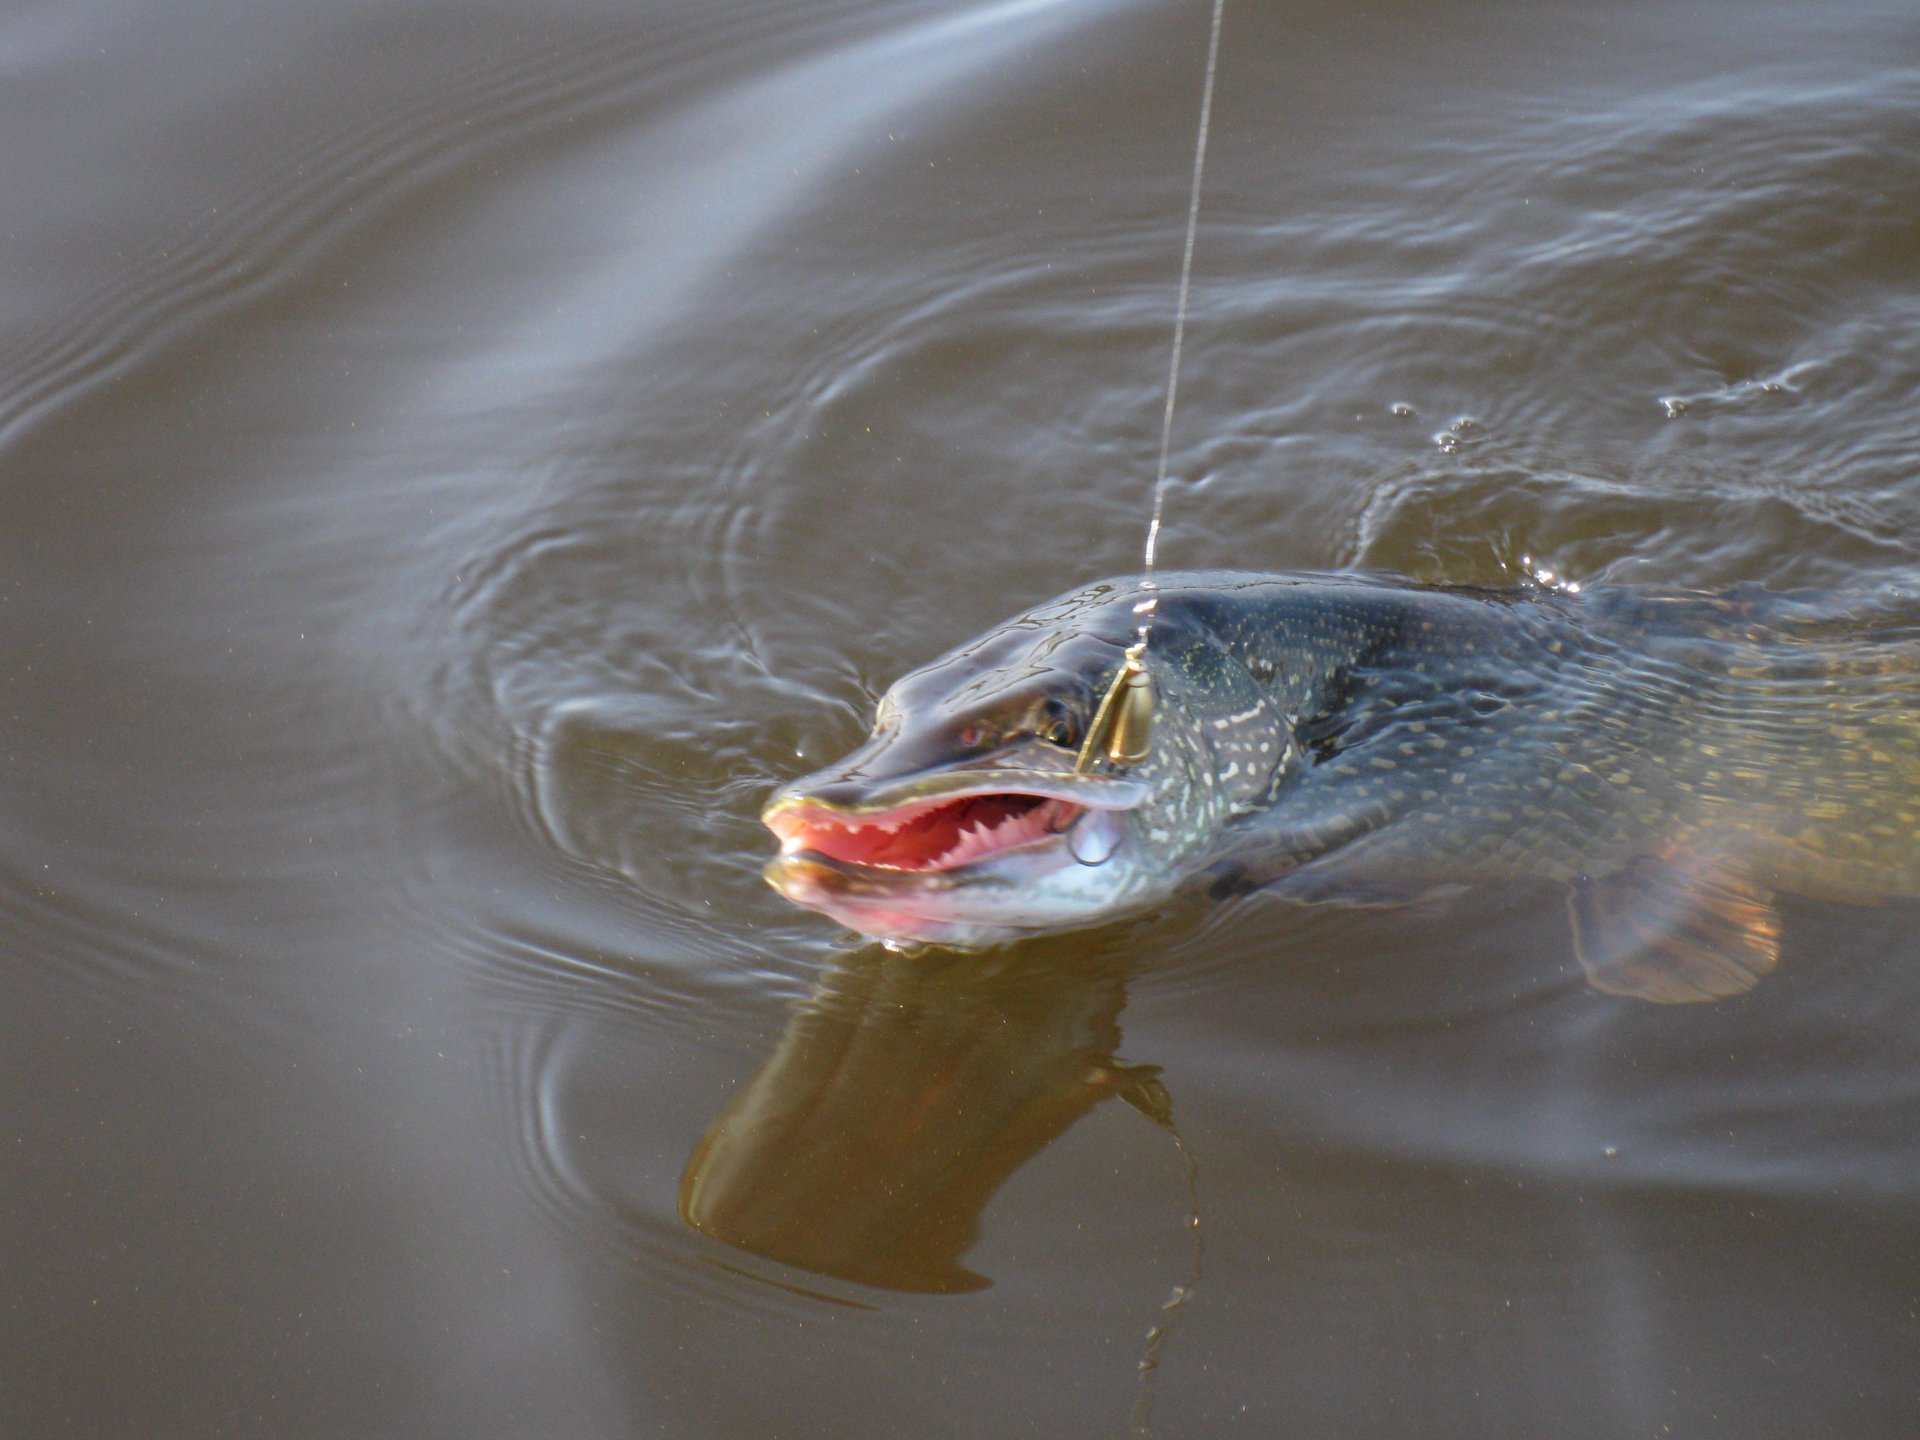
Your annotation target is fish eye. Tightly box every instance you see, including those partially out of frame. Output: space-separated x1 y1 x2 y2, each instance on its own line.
1043 717 1078 749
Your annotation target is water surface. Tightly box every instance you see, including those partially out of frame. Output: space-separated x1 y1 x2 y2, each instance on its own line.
3 0 1919 1435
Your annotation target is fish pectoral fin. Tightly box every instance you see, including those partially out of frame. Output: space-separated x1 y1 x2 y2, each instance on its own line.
1568 853 1782 1005
1108 1063 1175 1131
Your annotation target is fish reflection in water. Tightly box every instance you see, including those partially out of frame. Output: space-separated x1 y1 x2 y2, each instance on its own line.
679 944 1165 1292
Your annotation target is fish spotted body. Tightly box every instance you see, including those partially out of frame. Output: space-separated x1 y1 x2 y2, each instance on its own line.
764 571 1920 1002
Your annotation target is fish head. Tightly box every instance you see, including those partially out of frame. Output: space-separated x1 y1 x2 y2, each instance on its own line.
763 582 1292 946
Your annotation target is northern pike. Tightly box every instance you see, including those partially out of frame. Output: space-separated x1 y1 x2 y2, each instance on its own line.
763 571 1920 1003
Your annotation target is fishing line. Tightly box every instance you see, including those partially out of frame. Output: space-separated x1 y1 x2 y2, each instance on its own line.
1123 1077 1206 1439
1121 10 1226 1428
1078 0 1225 779
1133 0 1227 649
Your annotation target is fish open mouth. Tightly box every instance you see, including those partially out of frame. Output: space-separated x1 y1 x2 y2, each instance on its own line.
765 787 1104 875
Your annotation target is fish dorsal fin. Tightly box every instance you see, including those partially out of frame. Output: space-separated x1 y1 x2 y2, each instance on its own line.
1567 852 1782 1004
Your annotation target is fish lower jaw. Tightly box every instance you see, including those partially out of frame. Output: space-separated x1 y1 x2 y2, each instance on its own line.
763 855 1020 946
760 864 1090 952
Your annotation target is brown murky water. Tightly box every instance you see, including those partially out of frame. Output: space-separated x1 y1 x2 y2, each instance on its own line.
5 0 1920 1435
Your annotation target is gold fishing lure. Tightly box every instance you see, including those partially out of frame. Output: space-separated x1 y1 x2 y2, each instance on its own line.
1076 644 1154 773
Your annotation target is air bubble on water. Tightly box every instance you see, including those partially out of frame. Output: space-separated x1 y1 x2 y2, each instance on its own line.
1662 362 1813 420
1389 402 1416 418
1434 415 1481 452
1522 554 1582 594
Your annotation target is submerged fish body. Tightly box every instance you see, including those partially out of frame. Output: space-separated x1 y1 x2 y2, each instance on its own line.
765 571 1920 1001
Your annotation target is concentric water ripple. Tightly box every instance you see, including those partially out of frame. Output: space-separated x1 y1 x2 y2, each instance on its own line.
10 0 1920 1434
